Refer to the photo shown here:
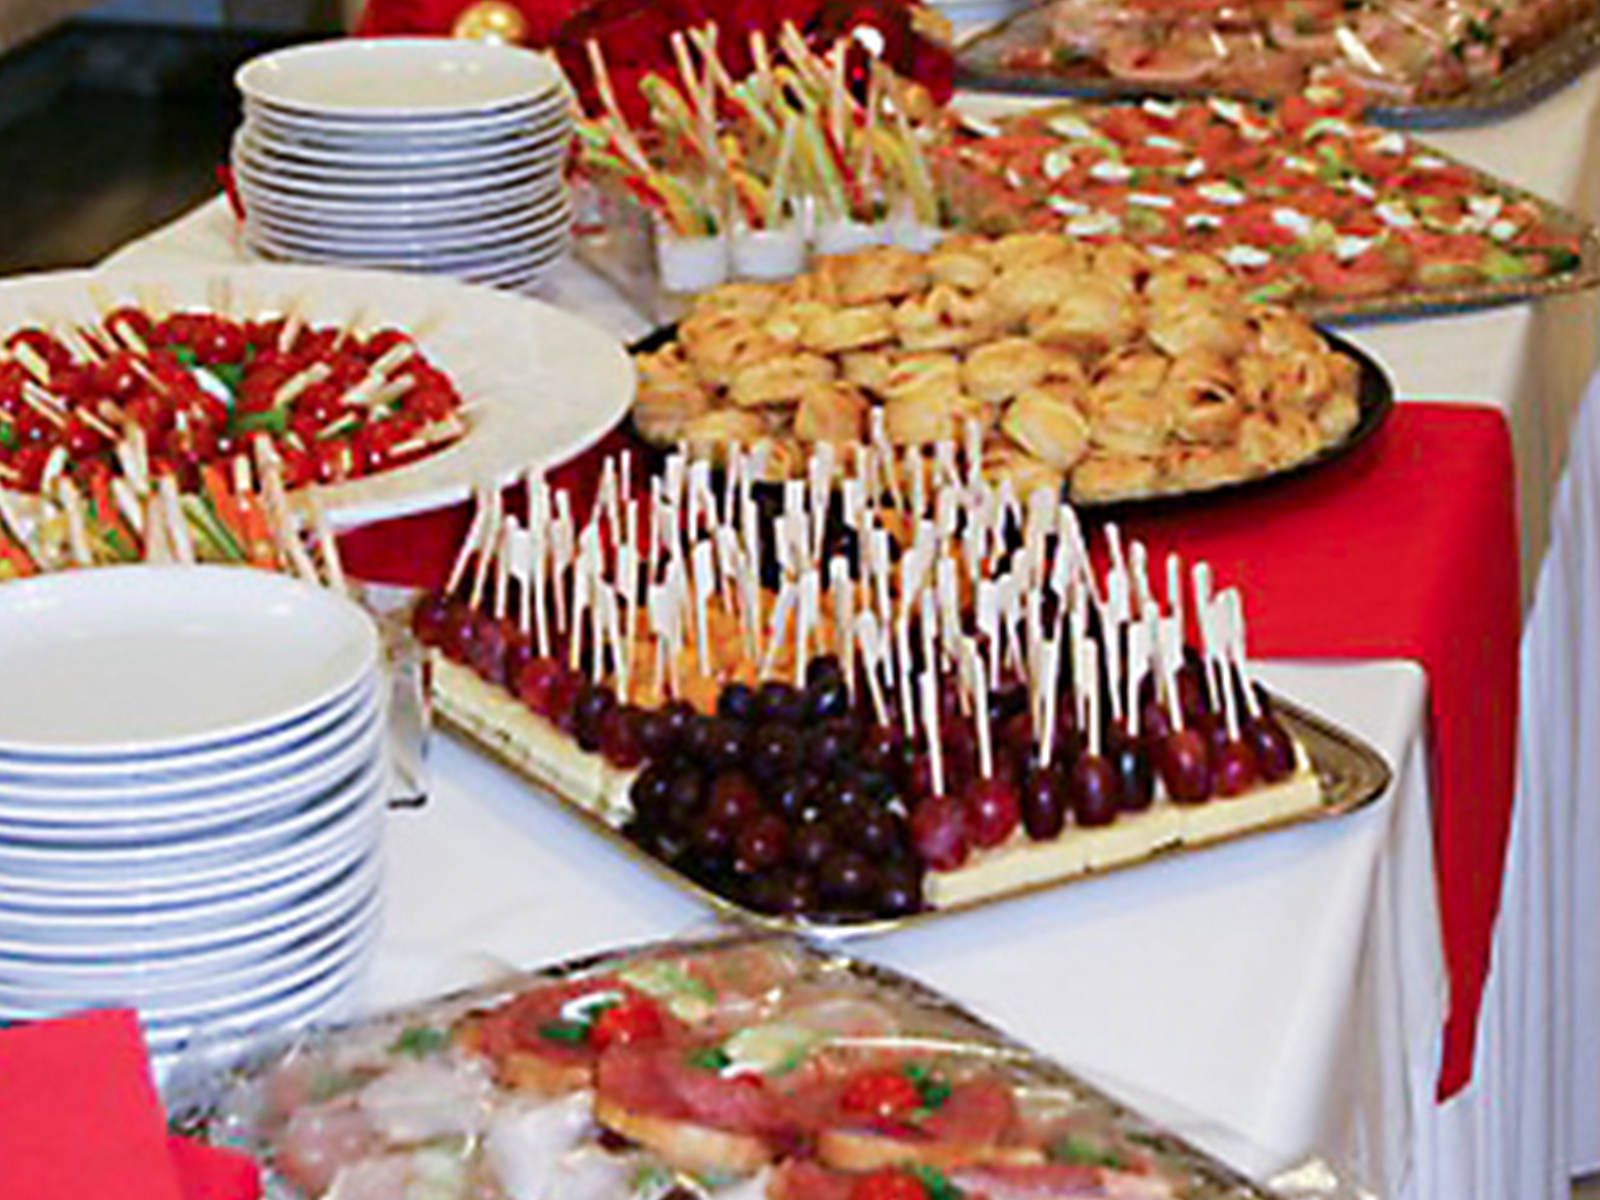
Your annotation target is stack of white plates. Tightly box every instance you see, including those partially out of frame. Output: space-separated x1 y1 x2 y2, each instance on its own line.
233 38 573 291
0 567 386 1061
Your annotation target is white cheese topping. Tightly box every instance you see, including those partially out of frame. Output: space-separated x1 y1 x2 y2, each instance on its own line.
1185 212 1224 230
1145 135 1185 151
1089 159 1135 183
1223 244 1274 269
1412 153 1448 170
1047 195 1090 216
1346 177 1378 200
1182 157 1209 179
1067 212 1123 237
1489 219 1519 242
1273 207 1315 236
1375 201 1417 229
1047 114 1098 141
1043 147 1074 181
1334 235 1376 261
1371 131 1407 155
1128 192 1176 209
1197 181 1246 206
1304 117 1354 140
1142 98 1183 120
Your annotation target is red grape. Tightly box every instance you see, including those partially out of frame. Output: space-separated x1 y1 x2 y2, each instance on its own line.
963 777 1021 848
910 795 971 871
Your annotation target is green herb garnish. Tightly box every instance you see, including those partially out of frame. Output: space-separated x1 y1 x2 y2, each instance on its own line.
689 1046 733 1072
392 1026 449 1059
1050 1134 1127 1169
908 1165 965 1200
537 1020 590 1044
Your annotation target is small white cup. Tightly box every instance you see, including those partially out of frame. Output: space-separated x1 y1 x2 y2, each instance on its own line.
656 225 730 294
812 215 893 256
731 220 808 280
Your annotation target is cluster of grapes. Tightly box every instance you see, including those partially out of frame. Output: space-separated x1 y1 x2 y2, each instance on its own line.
416 588 1302 925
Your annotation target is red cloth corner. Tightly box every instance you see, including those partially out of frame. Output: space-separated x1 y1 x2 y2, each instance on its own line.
338 402 1518 1100
169 1136 261 1200
1112 402 1519 1101
0 1010 186 1200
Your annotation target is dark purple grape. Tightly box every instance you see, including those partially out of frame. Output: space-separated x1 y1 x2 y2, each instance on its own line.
755 680 806 725
825 776 871 821
751 724 802 777
570 682 617 752
598 705 645 768
504 636 537 693
855 806 905 857
411 592 454 647
858 724 905 773
660 701 696 746
1021 765 1067 840
645 824 691 865
692 817 736 860
767 776 811 821
683 714 719 765
717 683 756 722
707 772 762 828
820 851 875 904
734 814 789 873
875 860 924 917
1214 739 1260 797
1140 698 1174 748
756 869 820 916
1247 715 1297 782
1159 729 1214 804
804 672 852 721
635 709 678 759
1176 663 1209 725
791 823 836 871
704 718 749 770
1113 741 1155 812
1070 754 1121 826
629 765 674 821
806 719 859 771
666 770 706 824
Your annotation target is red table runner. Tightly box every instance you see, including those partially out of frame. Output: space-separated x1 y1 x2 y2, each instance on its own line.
342 401 1518 1101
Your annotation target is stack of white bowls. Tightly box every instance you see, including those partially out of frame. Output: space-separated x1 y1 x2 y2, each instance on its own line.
0 567 386 1062
233 38 573 291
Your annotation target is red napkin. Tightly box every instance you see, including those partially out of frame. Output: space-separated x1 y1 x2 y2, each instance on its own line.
1109 402 1518 1102
0 1009 258 1200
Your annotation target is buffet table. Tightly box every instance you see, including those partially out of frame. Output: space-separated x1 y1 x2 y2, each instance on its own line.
99 62 1600 1200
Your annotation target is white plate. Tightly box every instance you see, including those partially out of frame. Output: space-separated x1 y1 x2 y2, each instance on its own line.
0 833 378 941
246 198 570 248
243 118 571 166
0 686 381 809
234 153 551 201
0 879 381 986
0 760 382 883
237 39 566 118
237 129 568 181
144 942 372 1060
0 841 382 962
244 240 571 287
0 892 376 1005
0 916 380 1030
236 174 564 221
245 219 570 264
0 265 633 526
0 719 380 841
0 568 377 757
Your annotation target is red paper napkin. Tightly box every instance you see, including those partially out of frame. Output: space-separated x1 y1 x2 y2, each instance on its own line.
339 403 1517 1101
0 1009 258 1200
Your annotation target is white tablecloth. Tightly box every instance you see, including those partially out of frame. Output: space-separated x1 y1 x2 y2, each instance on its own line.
97 68 1600 1196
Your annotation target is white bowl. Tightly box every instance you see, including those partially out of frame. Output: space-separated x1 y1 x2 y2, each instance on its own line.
237 38 566 118
0 567 378 758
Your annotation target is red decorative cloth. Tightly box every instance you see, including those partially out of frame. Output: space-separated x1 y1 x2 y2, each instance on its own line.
0 1008 261 1200
353 0 954 122
342 402 1517 1100
1109 402 1519 1102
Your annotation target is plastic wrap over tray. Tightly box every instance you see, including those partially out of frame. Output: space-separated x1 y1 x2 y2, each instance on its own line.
169 932 1379 1199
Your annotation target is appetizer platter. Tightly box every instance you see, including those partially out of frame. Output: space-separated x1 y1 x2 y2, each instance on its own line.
630 237 1389 506
938 92 1600 322
574 27 952 305
414 444 1390 932
179 933 1295 1199
956 0 1600 127
0 265 634 527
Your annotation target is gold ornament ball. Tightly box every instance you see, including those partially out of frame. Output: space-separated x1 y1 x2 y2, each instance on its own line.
452 2 529 44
